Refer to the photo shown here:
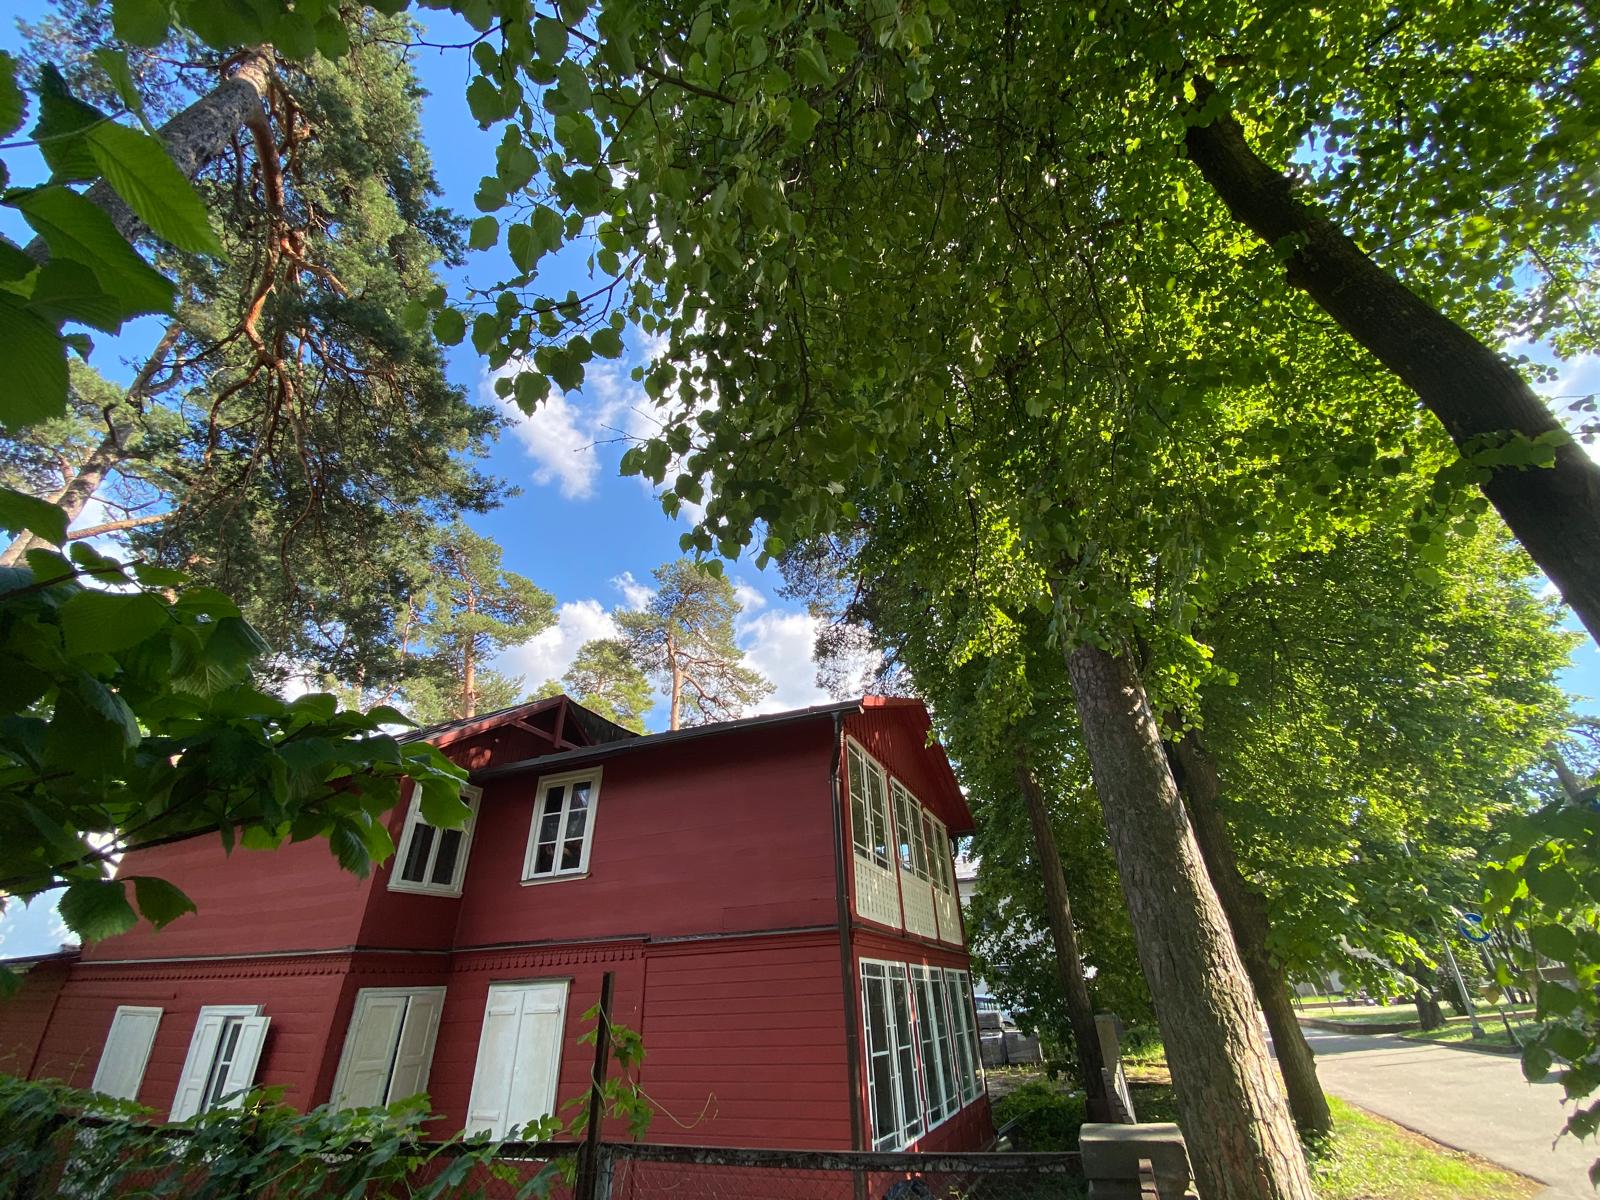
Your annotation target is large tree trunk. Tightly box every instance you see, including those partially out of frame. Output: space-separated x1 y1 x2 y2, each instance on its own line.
1170 732 1334 1137
24 48 273 260
1065 642 1313 1200
1183 93 1600 647
1015 753 1113 1120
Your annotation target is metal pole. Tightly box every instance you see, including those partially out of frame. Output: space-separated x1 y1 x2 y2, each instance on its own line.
576 971 614 1200
1436 927 1485 1038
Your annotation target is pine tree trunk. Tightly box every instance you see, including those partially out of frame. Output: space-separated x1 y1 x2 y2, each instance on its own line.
1065 642 1313 1200
1183 94 1600 647
668 636 683 730
24 49 274 259
1171 732 1334 1137
1015 754 1114 1119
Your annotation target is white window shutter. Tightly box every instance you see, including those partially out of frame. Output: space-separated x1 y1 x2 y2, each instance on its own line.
170 1013 226 1121
465 990 522 1137
387 991 445 1104
331 993 410 1110
91 1007 162 1102
217 1016 271 1109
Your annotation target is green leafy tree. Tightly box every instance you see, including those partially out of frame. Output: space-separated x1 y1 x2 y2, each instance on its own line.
0 48 464 955
399 521 556 724
535 636 653 732
615 558 771 730
3 5 505 696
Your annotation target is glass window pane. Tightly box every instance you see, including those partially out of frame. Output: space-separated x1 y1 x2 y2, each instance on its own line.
890 971 922 1140
569 781 590 810
430 828 463 886
560 839 583 870
400 823 435 883
868 766 890 867
565 808 587 839
539 809 563 843
534 842 556 874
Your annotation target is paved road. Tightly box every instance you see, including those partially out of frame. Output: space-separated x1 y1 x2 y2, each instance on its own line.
1300 1026 1592 1198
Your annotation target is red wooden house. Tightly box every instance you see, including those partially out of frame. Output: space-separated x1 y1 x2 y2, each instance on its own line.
0 695 993 1152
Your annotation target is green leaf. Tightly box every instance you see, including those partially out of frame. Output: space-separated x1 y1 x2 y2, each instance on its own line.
591 327 624 359
507 222 538 273
112 0 172 47
1529 865 1579 910
13 185 175 318
59 589 171 654
130 876 196 927
787 98 821 146
59 878 138 942
433 308 466 346
0 293 69 431
28 258 139 331
554 111 601 164
468 215 499 250
417 778 471 828
31 65 105 181
0 485 68 544
534 16 569 61
0 52 26 140
1523 1042 1553 1082
91 49 147 126
794 43 829 86
86 121 223 255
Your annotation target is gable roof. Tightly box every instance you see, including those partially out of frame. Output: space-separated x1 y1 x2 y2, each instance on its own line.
471 699 862 782
399 695 637 751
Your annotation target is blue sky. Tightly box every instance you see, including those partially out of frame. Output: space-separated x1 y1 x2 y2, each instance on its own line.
2 5 1598 956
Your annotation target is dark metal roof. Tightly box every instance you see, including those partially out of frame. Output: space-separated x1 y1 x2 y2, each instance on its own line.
471 700 864 783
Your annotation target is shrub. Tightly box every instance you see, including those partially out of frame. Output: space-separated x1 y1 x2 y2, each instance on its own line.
991 1080 1086 1151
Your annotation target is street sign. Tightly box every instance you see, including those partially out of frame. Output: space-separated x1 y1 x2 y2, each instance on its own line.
1457 912 1490 943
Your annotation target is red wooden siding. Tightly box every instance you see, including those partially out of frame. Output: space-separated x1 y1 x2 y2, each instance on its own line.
28 956 348 1116
0 957 71 1076
843 705 972 835
637 933 852 1148
450 722 839 949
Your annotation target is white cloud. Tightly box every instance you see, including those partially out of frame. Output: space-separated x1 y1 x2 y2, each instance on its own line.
501 385 605 500
739 609 830 714
612 571 654 611
496 598 619 687
732 581 767 613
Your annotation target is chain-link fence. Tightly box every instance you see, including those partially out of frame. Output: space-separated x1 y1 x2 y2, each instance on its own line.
4 1113 1084 1200
601 1144 1084 1200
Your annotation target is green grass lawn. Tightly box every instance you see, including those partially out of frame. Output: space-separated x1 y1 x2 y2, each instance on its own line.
1401 1017 1537 1053
994 1063 1537 1199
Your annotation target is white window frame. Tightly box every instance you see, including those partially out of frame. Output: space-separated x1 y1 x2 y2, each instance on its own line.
522 769 602 883
909 967 960 1128
329 987 447 1110
91 1006 162 1102
847 741 892 870
170 1004 269 1121
390 783 483 897
944 968 984 1104
892 779 931 881
860 959 925 1150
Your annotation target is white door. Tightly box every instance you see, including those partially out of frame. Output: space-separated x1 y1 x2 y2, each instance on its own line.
464 981 568 1139
91 1006 162 1101
330 988 445 1109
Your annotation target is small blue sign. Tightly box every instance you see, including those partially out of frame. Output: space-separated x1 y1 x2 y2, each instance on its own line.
1457 912 1490 943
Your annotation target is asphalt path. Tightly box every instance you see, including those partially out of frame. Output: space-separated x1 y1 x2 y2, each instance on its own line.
1300 1025 1593 1198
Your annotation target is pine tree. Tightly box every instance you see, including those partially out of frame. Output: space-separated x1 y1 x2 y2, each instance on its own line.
3 3 504 695
401 523 556 724
616 560 772 730
535 638 653 733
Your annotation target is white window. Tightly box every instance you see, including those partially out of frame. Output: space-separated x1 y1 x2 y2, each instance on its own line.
465 980 568 1138
860 960 924 1150
91 1006 161 1102
945 968 983 1103
391 784 481 896
330 988 446 1110
909 967 959 1126
848 743 892 869
170 1005 270 1121
893 781 930 880
523 770 600 881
